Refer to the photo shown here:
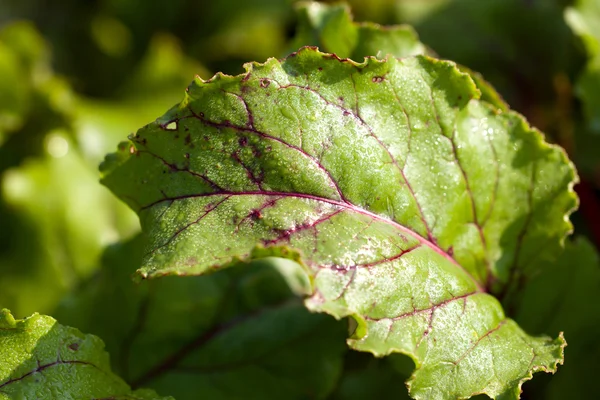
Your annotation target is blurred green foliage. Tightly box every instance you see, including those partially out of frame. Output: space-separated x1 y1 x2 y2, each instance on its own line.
0 1 599 399
565 0 600 175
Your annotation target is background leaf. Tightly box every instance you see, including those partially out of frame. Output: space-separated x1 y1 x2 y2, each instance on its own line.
329 352 413 400
290 2 426 59
566 0 600 178
0 309 172 399
55 235 348 400
511 237 600 399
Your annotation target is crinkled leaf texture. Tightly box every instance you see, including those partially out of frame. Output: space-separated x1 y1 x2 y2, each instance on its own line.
0 309 171 399
101 48 576 399
291 2 509 123
291 2 509 132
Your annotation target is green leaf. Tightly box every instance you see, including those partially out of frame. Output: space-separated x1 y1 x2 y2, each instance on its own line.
291 2 509 118
290 2 426 59
456 65 509 112
511 237 600 399
565 0 600 58
55 235 347 399
102 48 576 399
0 309 171 399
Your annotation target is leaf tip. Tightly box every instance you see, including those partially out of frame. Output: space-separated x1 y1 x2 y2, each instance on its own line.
0 308 17 328
133 269 148 283
508 332 566 399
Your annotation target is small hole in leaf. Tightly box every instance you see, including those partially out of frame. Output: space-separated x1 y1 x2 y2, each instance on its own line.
165 121 177 131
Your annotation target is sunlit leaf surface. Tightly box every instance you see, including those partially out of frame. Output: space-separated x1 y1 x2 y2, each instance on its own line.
0 309 171 399
102 48 576 398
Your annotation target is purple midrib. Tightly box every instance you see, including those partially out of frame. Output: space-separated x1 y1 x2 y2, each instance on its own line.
141 189 485 292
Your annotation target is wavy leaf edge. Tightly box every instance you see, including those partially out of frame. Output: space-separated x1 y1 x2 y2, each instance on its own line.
100 46 577 399
102 46 578 280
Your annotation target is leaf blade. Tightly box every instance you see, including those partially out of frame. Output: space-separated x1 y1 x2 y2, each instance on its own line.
102 48 576 398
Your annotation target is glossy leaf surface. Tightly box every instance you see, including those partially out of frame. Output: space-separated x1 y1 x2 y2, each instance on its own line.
102 48 576 398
